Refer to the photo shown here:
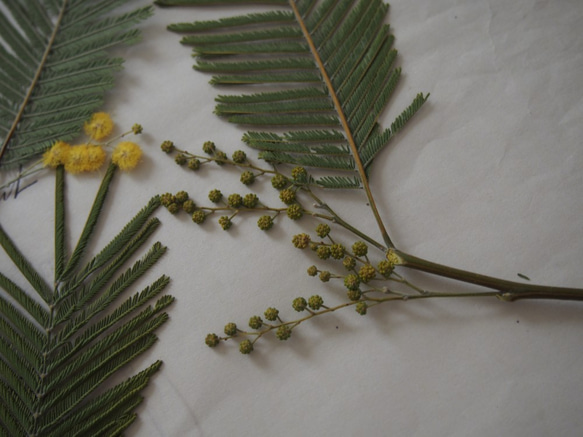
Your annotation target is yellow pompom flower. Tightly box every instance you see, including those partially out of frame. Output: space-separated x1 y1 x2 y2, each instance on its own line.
85 145 107 172
64 145 90 174
112 141 142 171
42 141 71 168
84 112 114 141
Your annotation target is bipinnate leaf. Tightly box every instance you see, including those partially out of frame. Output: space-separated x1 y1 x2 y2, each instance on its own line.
158 0 429 189
0 166 173 436
0 1 153 169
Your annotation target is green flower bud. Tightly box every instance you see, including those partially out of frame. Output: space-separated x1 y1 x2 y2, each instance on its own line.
271 174 288 190
377 260 394 277
160 192 175 207
215 151 227 165
292 233 311 249
276 325 292 341
192 210 207 224
316 245 331 260
257 215 274 231
205 333 220 347
344 274 360 291
347 289 362 301
228 193 243 208
292 297 307 312
224 322 237 336
175 154 187 165
202 141 216 154
167 203 180 214
264 307 279 321
182 200 196 214
187 158 201 170
352 241 368 257
240 171 255 185
343 256 357 270
218 216 232 230
330 244 345 260
279 188 296 205
358 264 376 283
308 295 324 310
315 223 330 238
249 315 263 330
132 124 143 135
175 190 189 205
243 193 259 208
239 339 253 354
232 150 247 163
160 140 174 153
355 301 368 315
208 189 223 203
286 204 303 220
319 271 331 282
291 166 307 181
307 265 318 276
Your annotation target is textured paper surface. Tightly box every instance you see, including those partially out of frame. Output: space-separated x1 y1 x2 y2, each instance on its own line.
0 1 582 436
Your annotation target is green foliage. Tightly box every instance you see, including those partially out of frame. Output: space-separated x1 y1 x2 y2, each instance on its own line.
0 1 153 169
158 0 428 188
0 164 173 435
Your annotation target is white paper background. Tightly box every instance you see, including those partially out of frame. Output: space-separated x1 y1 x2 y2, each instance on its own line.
0 1 582 436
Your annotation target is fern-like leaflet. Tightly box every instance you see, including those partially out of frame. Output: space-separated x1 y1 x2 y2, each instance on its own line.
0 1 152 169
0 164 173 436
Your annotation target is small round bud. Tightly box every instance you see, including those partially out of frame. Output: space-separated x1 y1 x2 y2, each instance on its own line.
240 171 255 185
218 216 232 230
160 140 174 153
202 141 216 154
224 322 237 336
249 316 263 330
343 256 357 270
330 243 345 260
160 192 175 207
344 274 360 291
167 203 180 214
192 210 207 224
215 151 227 165
292 297 307 312
232 150 247 163
257 215 274 231
132 123 143 135
227 193 243 208
187 158 201 170
355 301 368 315
378 260 394 277
352 241 368 257
319 271 331 282
315 223 330 238
286 204 303 220
208 189 223 203
276 325 292 341
279 188 296 205
175 154 187 165
205 333 220 348
271 174 288 190
307 265 318 276
292 233 311 249
264 307 279 321
182 200 196 214
243 193 259 208
175 190 189 205
347 289 362 301
239 339 254 354
308 295 324 310
358 264 376 283
316 245 331 260
291 166 307 181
